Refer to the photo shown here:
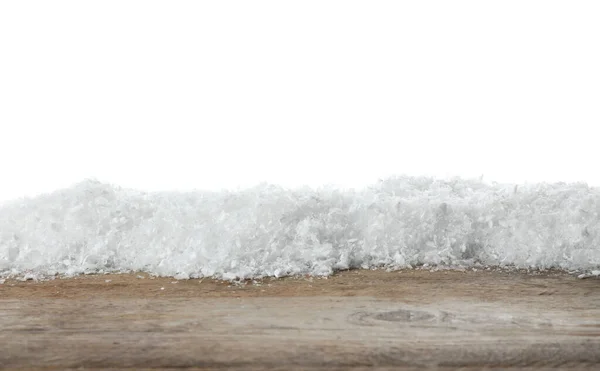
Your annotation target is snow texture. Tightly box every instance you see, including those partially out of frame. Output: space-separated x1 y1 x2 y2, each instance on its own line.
1 177 599 280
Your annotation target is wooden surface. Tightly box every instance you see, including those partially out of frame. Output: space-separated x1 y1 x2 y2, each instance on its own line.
1 269 599 370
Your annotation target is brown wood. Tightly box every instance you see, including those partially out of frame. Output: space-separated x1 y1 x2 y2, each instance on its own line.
1 269 599 370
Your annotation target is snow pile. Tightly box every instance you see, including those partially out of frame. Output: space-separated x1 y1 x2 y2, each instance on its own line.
1 177 599 280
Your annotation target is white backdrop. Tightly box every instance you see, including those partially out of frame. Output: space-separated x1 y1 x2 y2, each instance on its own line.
1 1 599 201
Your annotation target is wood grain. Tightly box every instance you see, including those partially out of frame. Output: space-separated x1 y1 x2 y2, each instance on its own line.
1 269 599 370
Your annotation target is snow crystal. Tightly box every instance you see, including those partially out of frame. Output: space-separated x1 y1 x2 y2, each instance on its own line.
1 177 599 280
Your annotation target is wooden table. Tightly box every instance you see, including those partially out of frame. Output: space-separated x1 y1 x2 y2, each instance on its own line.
1 269 599 370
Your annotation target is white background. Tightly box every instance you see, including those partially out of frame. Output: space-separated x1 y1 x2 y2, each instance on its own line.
1 1 599 201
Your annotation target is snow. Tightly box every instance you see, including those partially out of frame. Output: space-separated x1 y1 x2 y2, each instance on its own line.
1 177 599 280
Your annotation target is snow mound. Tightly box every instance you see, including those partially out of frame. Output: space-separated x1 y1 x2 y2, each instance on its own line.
1 177 599 279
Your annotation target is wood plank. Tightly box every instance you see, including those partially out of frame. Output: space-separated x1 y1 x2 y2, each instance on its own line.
1 269 599 370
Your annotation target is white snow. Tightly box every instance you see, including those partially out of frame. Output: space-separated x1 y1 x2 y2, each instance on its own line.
1 177 599 280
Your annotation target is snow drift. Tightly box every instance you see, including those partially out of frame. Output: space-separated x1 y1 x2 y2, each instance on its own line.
1 177 599 280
